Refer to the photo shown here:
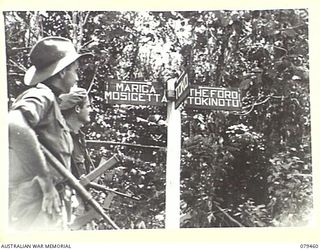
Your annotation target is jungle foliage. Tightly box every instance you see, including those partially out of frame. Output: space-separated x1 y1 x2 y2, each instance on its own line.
4 9 312 229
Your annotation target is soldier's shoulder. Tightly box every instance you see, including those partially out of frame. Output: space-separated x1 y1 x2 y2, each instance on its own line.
22 84 55 102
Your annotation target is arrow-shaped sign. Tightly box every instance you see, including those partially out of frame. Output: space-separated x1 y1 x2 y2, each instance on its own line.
174 71 190 109
79 155 120 186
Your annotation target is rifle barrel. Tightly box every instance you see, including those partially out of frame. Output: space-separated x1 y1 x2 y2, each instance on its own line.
88 182 140 201
41 146 120 230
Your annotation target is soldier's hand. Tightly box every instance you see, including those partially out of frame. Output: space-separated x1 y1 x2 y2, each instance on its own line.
35 176 62 215
41 186 61 215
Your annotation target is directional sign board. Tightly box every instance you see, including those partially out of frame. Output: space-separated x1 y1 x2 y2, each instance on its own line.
105 79 167 106
174 71 190 109
184 85 241 111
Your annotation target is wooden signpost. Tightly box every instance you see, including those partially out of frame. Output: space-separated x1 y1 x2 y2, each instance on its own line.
104 75 241 229
165 78 181 229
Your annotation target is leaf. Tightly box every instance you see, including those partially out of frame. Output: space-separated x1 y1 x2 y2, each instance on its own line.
220 16 230 27
136 220 146 229
207 213 216 223
283 29 297 37
239 79 252 90
218 137 224 144
180 212 192 224
292 75 301 80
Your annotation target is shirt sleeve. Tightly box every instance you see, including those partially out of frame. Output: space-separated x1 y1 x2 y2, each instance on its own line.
11 87 54 128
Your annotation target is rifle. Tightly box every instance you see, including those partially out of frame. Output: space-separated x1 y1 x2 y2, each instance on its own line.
41 145 120 230
78 155 140 201
70 155 140 230
87 182 140 201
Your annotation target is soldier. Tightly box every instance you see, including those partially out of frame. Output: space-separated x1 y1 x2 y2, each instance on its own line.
8 36 91 230
59 87 94 226
59 87 93 180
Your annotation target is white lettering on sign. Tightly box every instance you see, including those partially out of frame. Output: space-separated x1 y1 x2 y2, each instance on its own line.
105 80 165 106
175 75 189 100
161 92 168 103
185 86 241 111
174 72 190 109
115 83 156 94
189 88 239 99
105 91 161 102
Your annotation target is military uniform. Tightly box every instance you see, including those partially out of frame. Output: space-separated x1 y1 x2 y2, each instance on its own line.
9 83 73 230
69 130 95 224
70 130 92 179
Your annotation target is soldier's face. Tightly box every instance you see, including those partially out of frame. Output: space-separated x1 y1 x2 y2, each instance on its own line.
61 62 79 93
78 98 92 124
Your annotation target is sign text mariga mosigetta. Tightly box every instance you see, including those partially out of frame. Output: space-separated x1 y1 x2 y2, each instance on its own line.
105 79 167 106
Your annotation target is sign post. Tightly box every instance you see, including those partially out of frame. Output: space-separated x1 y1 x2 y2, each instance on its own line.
103 76 241 229
165 78 181 229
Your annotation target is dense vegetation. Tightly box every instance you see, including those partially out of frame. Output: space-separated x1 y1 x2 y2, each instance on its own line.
4 9 312 229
